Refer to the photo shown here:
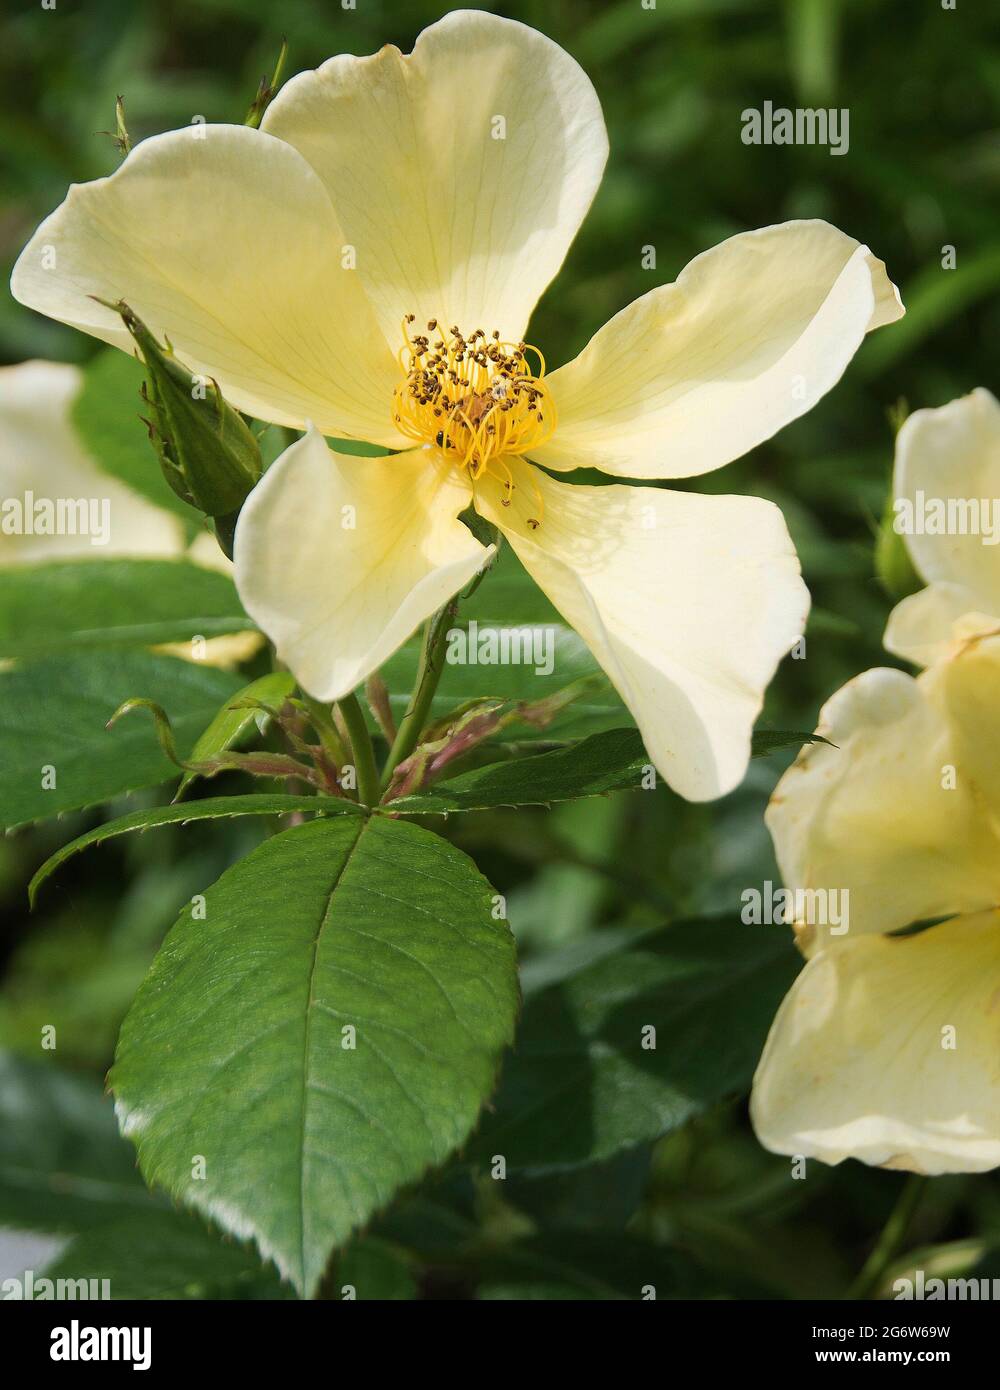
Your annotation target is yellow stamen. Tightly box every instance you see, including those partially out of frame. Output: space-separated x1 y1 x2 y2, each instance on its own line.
391 317 557 481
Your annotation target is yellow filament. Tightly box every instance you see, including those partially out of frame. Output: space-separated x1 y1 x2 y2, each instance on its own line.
475 454 545 530
391 318 557 492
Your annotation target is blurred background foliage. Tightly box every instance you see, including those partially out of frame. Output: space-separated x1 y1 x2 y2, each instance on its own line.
1 0 998 1299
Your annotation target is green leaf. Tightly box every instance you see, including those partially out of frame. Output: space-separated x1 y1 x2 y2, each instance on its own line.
28 792 359 906
0 650 241 830
391 727 650 813
472 918 800 1173
0 559 252 658
390 726 831 813
71 347 194 525
110 814 519 1297
0 1051 158 1234
43 1208 290 1300
176 671 296 796
750 729 835 757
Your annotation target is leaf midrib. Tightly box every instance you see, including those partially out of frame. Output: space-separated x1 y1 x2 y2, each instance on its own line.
297 813 367 1292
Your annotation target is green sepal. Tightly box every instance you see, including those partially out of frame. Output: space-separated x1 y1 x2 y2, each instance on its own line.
107 302 263 547
874 486 922 601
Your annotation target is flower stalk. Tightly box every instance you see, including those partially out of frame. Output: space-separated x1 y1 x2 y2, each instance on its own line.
846 1175 927 1300
379 599 457 794
336 691 381 808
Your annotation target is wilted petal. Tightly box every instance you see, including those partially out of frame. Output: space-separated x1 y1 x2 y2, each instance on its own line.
234 430 490 701
533 221 903 479
474 457 808 801
751 913 1000 1175
262 10 607 345
11 127 403 444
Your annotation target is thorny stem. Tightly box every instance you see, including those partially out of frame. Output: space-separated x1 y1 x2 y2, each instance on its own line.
379 598 457 794
336 691 380 808
846 1174 927 1300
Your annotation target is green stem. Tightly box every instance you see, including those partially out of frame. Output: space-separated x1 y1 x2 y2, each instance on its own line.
336 691 380 808
846 1174 927 1300
379 599 456 794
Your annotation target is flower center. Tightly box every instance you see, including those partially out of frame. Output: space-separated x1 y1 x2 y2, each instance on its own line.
391 317 557 484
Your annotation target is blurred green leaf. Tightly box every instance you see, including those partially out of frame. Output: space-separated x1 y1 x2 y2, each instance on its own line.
43 1208 290 1299
71 348 194 526
474 1229 712 1300
785 0 841 103
0 1051 157 1234
472 917 800 1173
858 246 1000 378
0 559 251 658
0 651 241 829
333 1236 419 1300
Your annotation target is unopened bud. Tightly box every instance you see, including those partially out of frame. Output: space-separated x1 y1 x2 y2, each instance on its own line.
875 489 921 601
106 301 263 557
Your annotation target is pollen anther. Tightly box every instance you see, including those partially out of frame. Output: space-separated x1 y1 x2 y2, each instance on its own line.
391 317 557 481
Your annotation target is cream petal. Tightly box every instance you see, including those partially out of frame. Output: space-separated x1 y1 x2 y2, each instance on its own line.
153 632 266 669
233 430 490 701
10 127 404 445
0 359 183 563
884 389 1000 665
473 458 808 801
533 221 903 479
751 913 1000 1175
932 630 1000 825
262 10 607 345
883 583 996 667
766 666 1000 951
